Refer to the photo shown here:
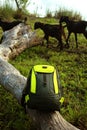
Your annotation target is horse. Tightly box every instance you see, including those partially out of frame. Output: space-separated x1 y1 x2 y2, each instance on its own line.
0 17 27 32
34 22 66 50
60 16 87 48
0 17 27 43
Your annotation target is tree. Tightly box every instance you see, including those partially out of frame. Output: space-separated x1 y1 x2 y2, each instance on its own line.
15 0 29 10
0 23 80 130
15 0 20 9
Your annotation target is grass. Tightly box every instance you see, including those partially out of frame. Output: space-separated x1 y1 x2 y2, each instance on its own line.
8 42 87 129
0 6 87 130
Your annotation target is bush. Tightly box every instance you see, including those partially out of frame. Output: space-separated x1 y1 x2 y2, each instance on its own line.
54 8 82 20
45 9 53 18
0 2 15 20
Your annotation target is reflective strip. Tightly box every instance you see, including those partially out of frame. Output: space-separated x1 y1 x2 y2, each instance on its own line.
25 95 29 103
53 70 58 94
59 97 64 104
30 69 36 93
34 65 54 73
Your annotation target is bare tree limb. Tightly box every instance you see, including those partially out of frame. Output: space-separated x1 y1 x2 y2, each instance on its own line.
0 58 26 103
15 0 20 9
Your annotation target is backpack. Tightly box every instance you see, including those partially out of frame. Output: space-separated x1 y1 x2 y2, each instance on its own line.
21 65 64 112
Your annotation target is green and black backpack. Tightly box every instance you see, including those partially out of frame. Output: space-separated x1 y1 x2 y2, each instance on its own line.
21 65 64 112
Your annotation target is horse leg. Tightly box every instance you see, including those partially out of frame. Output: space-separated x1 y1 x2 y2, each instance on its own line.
44 35 49 47
57 36 63 50
65 32 71 48
75 33 78 48
83 32 87 39
59 40 63 50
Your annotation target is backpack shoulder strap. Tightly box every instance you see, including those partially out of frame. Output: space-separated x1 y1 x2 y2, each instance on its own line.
21 69 32 112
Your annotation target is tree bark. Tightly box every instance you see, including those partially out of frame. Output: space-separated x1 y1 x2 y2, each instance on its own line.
15 0 20 9
0 24 80 130
0 23 41 61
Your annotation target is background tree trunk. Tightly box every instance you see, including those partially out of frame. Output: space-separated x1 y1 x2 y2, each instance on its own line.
15 0 20 9
0 24 80 130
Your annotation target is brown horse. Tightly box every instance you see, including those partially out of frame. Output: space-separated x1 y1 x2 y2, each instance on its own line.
60 16 87 48
0 17 27 43
34 22 66 50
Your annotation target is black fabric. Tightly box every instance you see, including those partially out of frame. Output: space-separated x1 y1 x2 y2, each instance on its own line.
36 73 54 95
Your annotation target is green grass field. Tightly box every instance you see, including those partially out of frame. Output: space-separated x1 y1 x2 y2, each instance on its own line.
0 16 87 130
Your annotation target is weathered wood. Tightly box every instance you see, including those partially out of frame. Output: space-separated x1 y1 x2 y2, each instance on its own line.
0 25 80 130
0 58 26 103
0 23 41 61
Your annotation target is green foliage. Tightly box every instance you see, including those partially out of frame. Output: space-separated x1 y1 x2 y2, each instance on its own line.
53 8 82 20
0 85 32 130
0 0 29 20
13 9 26 20
16 0 29 8
45 9 53 18
0 2 15 20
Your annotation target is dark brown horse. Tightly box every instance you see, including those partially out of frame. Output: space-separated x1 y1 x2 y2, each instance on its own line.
0 18 23 32
60 16 87 48
0 17 27 43
34 22 66 50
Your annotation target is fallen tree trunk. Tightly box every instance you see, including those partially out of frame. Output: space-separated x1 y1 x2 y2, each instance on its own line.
0 25 80 130
0 23 41 61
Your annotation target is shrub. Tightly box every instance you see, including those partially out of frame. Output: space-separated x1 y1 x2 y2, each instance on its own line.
0 2 15 20
54 8 82 20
